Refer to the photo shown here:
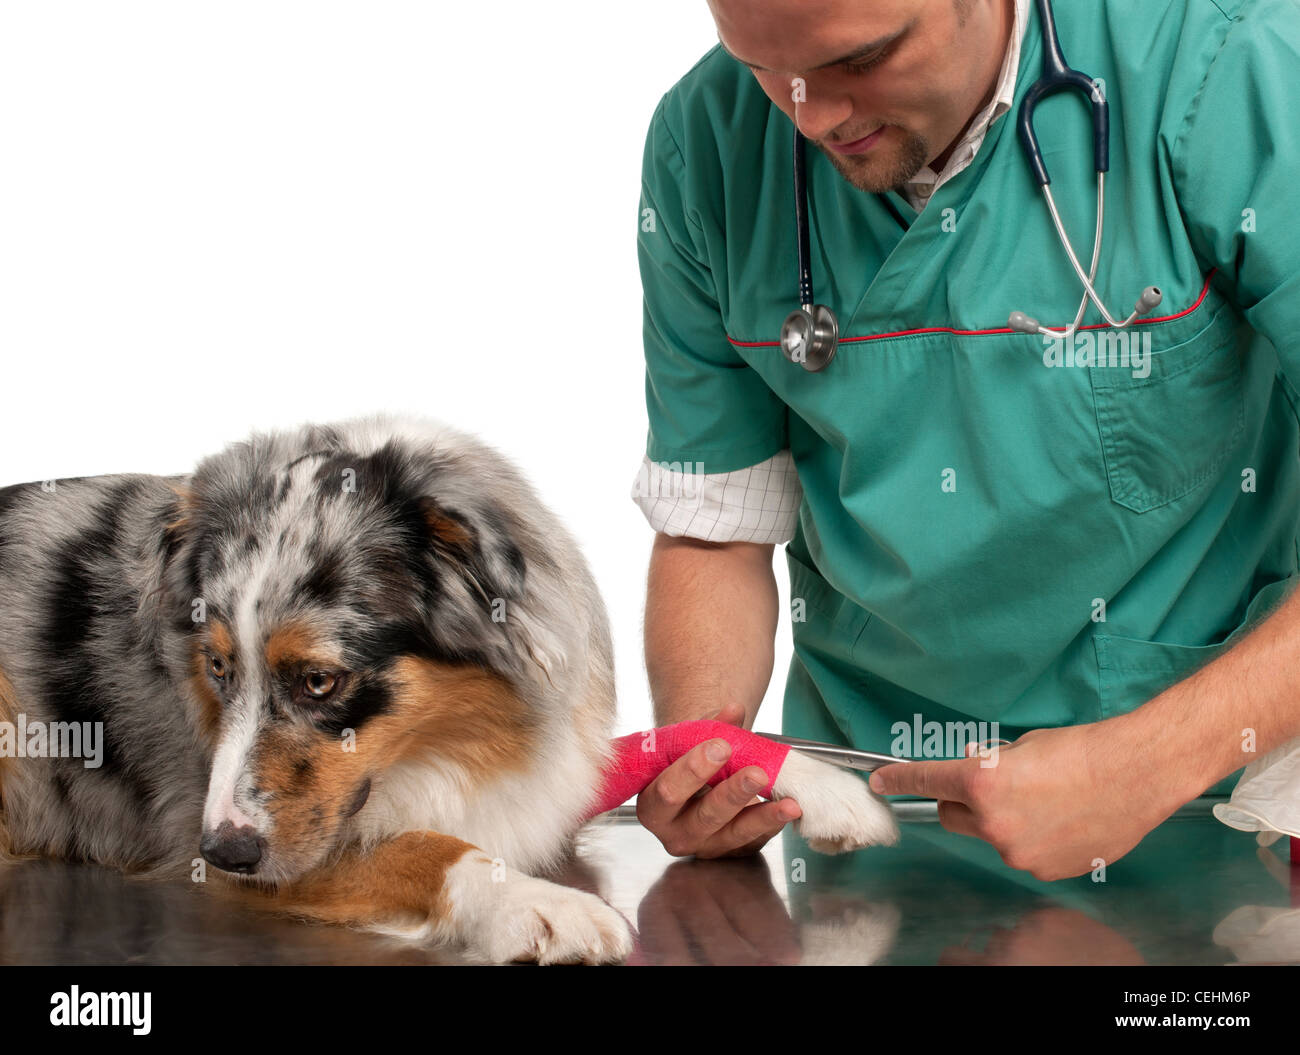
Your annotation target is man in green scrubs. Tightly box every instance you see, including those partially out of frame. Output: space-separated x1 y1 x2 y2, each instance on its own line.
631 0 1300 878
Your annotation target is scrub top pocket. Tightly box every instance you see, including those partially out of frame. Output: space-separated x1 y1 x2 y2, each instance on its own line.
1088 306 1245 514
1093 572 1298 794
785 547 872 668
1095 571 1299 720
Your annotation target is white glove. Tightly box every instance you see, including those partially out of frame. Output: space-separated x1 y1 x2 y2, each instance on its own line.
1213 734 1300 839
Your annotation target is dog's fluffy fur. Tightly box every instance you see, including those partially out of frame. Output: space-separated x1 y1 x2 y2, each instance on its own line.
0 415 633 962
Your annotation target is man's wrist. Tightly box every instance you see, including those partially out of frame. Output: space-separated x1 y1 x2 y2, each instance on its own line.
1125 658 1274 808
1110 677 1235 814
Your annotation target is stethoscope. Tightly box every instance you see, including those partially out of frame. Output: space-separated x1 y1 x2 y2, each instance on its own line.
780 0 1163 372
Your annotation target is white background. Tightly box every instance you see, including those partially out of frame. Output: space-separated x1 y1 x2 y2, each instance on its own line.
0 0 797 735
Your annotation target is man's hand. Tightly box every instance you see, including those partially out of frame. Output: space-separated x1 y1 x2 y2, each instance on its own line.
869 713 1192 880
636 702 802 858
937 906 1145 965
632 854 801 964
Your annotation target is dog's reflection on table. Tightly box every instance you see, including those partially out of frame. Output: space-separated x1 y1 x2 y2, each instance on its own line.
0 847 618 966
0 858 455 965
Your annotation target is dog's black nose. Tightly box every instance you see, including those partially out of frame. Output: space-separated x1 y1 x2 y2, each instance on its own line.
200 822 266 874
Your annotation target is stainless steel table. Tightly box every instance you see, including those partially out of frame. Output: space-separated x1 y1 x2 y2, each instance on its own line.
2 798 1295 965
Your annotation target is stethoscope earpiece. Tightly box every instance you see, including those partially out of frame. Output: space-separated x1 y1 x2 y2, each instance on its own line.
781 304 839 371
1136 286 1163 314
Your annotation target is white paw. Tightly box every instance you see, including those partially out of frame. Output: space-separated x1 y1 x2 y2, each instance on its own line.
470 872 634 965
798 903 902 965
771 750 900 852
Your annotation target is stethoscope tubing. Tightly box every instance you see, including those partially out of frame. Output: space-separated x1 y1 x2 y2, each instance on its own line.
793 128 815 312
1016 0 1109 187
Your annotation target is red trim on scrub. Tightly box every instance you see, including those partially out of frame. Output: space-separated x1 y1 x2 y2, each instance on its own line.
727 270 1219 348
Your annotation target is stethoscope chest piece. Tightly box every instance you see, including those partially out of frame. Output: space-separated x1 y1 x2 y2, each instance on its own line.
781 303 838 371
784 128 840 372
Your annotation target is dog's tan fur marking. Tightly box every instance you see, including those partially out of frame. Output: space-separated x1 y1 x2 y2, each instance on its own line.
242 831 478 927
247 655 535 868
379 656 535 779
421 506 473 548
263 622 340 672
186 620 234 744
252 723 363 867
162 483 194 542
419 498 473 555
187 646 223 742
208 620 233 661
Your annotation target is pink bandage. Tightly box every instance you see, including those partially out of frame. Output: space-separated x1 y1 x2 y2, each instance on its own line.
582 720 792 821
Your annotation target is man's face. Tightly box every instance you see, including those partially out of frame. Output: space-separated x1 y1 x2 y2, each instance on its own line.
709 0 1008 193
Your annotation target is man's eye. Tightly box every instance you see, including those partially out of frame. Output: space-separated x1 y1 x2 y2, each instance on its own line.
844 54 886 75
843 42 900 76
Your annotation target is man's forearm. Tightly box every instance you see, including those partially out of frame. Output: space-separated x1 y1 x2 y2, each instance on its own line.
643 535 779 728
1125 582 1300 803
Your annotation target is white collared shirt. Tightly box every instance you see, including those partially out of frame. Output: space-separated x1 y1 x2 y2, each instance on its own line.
632 0 1032 542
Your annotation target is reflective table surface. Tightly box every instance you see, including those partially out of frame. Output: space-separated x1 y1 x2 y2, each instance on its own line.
2 798 1296 965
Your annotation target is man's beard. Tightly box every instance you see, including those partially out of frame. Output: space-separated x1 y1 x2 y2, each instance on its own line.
816 128 931 194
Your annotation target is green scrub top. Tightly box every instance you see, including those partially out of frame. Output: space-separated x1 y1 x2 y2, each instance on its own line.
636 0 1300 797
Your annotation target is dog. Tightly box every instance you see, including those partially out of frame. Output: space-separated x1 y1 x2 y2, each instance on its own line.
0 415 897 963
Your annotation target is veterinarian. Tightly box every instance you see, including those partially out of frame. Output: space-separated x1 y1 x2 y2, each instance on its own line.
630 0 1300 877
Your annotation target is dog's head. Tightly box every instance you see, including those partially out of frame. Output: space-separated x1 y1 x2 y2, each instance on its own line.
161 419 565 885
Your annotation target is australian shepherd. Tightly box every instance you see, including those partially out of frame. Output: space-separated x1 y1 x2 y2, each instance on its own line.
0 415 894 964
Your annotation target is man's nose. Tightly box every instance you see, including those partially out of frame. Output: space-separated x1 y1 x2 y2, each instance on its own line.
794 93 854 143
200 820 266 874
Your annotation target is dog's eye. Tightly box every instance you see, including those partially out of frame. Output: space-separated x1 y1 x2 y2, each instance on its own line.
209 655 228 679
303 671 339 699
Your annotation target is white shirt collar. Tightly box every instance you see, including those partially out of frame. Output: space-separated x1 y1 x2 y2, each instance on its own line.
902 0 1031 211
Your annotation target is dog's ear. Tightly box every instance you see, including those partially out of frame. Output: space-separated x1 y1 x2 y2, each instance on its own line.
162 481 197 563
507 602 571 688
147 480 204 635
414 495 568 686
416 496 477 566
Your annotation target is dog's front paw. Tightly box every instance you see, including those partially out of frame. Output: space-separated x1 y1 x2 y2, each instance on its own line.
798 902 902 965
467 871 633 965
772 750 900 852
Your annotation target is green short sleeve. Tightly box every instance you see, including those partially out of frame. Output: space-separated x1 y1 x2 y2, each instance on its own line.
1172 0 1300 375
638 97 788 475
